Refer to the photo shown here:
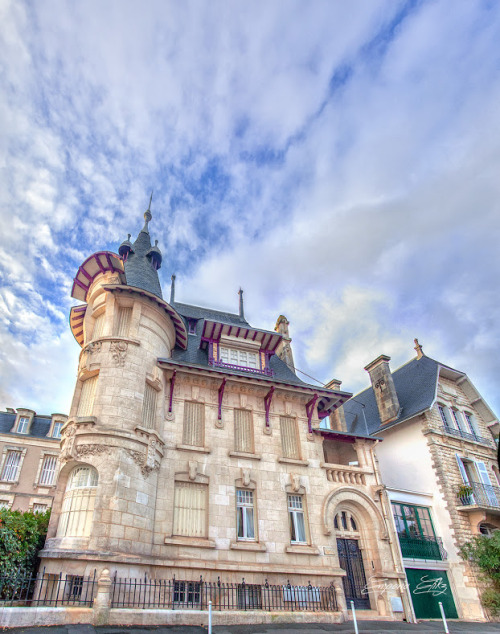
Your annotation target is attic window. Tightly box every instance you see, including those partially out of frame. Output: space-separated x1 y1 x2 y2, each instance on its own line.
220 346 258 369
187 318 198 335
209 343 272 376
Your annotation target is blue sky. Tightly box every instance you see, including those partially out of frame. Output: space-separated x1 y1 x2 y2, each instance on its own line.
1 0 499 419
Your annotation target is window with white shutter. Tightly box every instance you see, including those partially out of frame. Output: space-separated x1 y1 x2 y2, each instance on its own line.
142 383 157 429
77 375 98 417
1 451 22 482
182 402 205 447
116 307 132 337
234 409 253 453
280 416 300 459
39 455 58 486
173 481 207 538
219 346 259 370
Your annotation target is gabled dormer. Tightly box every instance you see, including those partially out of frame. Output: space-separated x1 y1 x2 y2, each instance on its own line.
10 408 36 435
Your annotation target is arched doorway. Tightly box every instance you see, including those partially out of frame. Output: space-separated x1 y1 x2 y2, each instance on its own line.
334 510 370 609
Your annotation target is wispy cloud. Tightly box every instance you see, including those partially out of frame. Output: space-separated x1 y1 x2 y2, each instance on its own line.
0 0 499 417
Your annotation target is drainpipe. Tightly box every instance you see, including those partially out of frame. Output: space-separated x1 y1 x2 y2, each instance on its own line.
371 443 416 624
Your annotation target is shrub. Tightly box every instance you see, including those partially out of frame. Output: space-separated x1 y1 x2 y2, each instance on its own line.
0 508 50 578
460 531 500 615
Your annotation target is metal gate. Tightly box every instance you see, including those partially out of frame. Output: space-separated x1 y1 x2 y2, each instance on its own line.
337 538 370 608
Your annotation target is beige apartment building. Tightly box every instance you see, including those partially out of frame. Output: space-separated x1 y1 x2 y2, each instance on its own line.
343 343 499 622
36 203 409 621
0 408 66 512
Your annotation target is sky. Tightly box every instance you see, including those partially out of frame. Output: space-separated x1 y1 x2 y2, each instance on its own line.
1 0 499 420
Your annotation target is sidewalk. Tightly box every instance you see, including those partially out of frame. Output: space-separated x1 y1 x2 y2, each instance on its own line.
4 621 500 634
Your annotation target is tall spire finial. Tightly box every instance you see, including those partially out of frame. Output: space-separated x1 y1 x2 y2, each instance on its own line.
238 288 244 319
143 192 153 229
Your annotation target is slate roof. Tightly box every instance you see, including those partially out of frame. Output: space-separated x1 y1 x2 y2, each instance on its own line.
0 411 58 440
166 301 317 389
344 355 441 436
123 225 163 299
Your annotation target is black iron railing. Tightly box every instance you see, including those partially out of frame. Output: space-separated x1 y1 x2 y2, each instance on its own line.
398 535 447 560
111 575 338 612
442 425 494 447
457 481 500 508
0 569 97 607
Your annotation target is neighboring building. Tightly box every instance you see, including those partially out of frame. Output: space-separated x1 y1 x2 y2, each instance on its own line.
0 408 66 512
38 203 409 621
343 341 500 621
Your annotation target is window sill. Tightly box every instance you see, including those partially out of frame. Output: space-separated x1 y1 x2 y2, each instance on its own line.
278 458 308 466
285 544 320 555
164 536 216 549
230 541 267 552
176 444 211 454
228 451 261 460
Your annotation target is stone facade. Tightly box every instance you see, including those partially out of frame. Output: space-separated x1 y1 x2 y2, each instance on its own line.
0 408 66 512
36 208 408 622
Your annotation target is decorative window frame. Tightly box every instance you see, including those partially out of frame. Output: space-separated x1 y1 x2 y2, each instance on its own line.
34 451 59 488
48 416 67 439
113 301 134 338
29 497 52 512
10 409 35 435
89 306 107 342
206 340 274 377
0 493 15 509
233 477 260 546
0 446 28 484
178 400 209 453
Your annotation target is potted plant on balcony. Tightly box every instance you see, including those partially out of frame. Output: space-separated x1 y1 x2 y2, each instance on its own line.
457 484 473 500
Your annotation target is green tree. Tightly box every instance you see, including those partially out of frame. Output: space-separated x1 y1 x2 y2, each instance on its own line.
0 508 50 578
460 531 500 616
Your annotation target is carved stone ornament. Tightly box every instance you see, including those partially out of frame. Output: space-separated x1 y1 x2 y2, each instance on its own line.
110 340 128 367
75 444 110 458
165 411 175 421
87 341 102 354
59 424 77 462
291 473 301 493
374 378 386 391
127 449 160 478
242 467 251 487
188 460 198 481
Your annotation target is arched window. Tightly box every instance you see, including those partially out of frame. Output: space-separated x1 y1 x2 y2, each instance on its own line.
334 510 358 533
57 466 98 538
479 523 498 537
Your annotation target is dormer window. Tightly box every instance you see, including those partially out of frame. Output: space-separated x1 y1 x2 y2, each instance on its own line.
17 417 30 434
220 346 259 370
52 421 64 439
187 318 198 335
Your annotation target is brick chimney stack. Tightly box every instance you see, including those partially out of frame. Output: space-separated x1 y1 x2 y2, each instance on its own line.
364 355 400 425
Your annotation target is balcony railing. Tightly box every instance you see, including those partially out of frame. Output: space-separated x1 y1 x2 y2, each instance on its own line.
442 425 494 447
457 481 500 509
397 535 446 560
209 358 274 377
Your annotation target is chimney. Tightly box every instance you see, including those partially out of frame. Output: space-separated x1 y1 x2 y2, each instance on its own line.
364 355 400 425
274 315 295 373
324 379 346 431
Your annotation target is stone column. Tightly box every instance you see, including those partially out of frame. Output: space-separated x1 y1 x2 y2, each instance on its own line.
94 568 112 626
333 578 348 619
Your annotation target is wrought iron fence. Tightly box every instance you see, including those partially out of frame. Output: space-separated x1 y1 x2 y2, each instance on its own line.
0 569 97 607
457 481 500 508
111 575 338 612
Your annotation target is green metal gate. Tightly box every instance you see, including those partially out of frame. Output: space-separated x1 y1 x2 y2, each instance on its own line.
405 568 458 619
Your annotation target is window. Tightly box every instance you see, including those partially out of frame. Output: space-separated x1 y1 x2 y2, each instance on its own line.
280 416 300 459
452 409 466 432
0 500 10 509
234 409 254 453
219 346 259 370
391 503 436 540
479 523 498 537
33 503 47 513
142 383 158 429
67 576 84 600
236 489 255 540
1 451 22 482
92 313 105 340
187 318 198 335
464 412 479 437
182 401 204 447
116 307 132 337
57 466 98 538
39 455 58 486
334 511 357 532
173 481 207 538
52 421 64 438
173 581 201 606
237 584 262 609
77 375 98 417
438 405 453 429
17 417 29 434
288 494 307 543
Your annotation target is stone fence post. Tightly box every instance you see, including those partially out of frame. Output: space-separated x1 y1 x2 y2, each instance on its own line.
94 568 112 625
333 578 348 620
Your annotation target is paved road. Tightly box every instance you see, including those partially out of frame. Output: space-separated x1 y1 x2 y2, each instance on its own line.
5 622 500 634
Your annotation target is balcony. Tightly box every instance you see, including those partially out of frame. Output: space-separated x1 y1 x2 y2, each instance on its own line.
398 535 446 561
442 425 494 447
457 481 500 511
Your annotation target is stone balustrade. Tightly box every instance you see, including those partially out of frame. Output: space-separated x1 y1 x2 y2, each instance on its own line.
321 463 371 485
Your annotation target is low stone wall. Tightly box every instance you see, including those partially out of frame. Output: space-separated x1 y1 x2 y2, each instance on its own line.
0 607 344 628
